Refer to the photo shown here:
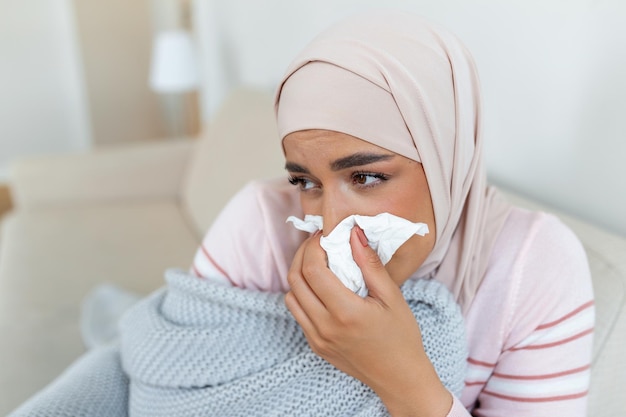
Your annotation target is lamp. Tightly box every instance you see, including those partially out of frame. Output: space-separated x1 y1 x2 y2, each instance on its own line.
149 29 199 92
149 29 199 136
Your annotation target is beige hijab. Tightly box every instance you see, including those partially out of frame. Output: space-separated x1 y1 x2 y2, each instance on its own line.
274 11 511 311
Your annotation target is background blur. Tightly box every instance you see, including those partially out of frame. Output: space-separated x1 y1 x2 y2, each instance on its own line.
0 0 625 236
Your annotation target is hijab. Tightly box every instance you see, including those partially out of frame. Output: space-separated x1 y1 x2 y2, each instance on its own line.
275 10 511 311
197 10 511 312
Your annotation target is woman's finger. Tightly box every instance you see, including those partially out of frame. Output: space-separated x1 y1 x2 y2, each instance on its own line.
284 290 319 339
286 233 307 290
349 226 401 302
286 234 329 322
299 233 359 315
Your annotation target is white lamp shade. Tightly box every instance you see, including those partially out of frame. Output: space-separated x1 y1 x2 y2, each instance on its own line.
149 30 199 92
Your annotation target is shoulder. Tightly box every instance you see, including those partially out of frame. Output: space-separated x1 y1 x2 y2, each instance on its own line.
462 208 595 410
487 206 594 348
491 206 587 265
199 177 305 292
499 207 590 290
469 206 592 327
205 176 304 252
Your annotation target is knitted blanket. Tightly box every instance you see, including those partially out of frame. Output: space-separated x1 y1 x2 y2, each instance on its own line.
9 269 467 417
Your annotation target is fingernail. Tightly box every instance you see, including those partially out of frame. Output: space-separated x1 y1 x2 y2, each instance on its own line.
356 227 368 247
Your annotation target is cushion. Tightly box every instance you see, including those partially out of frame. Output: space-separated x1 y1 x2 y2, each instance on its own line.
181 88 285 239
0 201 199 414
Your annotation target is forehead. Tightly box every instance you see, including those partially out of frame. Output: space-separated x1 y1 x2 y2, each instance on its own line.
283 129 389 156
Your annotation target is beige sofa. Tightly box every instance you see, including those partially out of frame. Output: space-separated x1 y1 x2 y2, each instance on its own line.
0 88 624 416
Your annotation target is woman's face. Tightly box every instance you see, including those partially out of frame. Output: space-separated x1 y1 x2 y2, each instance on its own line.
283 129 436 286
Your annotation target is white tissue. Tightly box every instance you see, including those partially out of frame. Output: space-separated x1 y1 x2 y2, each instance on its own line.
286 213 429 297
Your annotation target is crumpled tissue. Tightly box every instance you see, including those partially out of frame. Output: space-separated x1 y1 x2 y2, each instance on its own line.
286 213 429 297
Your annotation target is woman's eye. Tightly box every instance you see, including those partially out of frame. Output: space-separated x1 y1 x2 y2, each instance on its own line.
352 173 387 187
288 176 317 191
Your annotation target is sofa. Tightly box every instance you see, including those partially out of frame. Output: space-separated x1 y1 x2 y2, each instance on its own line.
0 88 624 416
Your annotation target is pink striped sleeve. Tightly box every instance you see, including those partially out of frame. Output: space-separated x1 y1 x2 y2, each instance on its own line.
188 179 304 292
483 300 594 404
468 212 594 416
477 302 594 414
190 241 234 287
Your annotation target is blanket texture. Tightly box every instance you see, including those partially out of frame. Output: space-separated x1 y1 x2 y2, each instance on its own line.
9 269 467 417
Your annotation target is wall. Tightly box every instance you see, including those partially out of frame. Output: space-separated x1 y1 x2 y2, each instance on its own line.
72 0 168 145
0 1 185 183
192 0 626 236
0 0 91 179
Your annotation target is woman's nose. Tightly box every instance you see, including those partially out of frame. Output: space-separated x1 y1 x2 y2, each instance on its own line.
321 192 351 235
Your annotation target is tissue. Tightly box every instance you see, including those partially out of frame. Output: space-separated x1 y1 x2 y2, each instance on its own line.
286 213 429 297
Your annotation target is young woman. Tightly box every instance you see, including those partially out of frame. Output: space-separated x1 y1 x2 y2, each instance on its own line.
192 10 594 417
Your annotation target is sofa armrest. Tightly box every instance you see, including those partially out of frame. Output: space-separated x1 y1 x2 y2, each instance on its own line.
9 138 195 209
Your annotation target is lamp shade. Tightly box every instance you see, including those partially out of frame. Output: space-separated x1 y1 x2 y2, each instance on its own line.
149 30 199 93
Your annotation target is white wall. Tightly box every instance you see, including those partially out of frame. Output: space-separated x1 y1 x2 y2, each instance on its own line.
474 2 626 238
193 0 626 236
0 0 92 179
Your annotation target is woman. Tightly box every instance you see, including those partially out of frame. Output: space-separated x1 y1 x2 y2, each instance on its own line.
192 10 594 416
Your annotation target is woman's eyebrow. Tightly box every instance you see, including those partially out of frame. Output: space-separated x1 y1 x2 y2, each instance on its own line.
284 161 309 173
330 153 395 171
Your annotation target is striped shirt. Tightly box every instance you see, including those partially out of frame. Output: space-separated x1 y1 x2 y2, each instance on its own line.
451 208 594 416
191 186 594 416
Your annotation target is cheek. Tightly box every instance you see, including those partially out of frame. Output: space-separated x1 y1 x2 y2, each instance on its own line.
385 229 435 285
379 179 436 282
299 194 320 216
395 232 433 261
379 183 432 224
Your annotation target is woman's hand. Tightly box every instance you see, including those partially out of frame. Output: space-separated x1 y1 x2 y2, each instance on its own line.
285 227 452 417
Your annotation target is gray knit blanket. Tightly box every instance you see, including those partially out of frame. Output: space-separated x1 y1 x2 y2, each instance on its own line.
9 269 467 417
